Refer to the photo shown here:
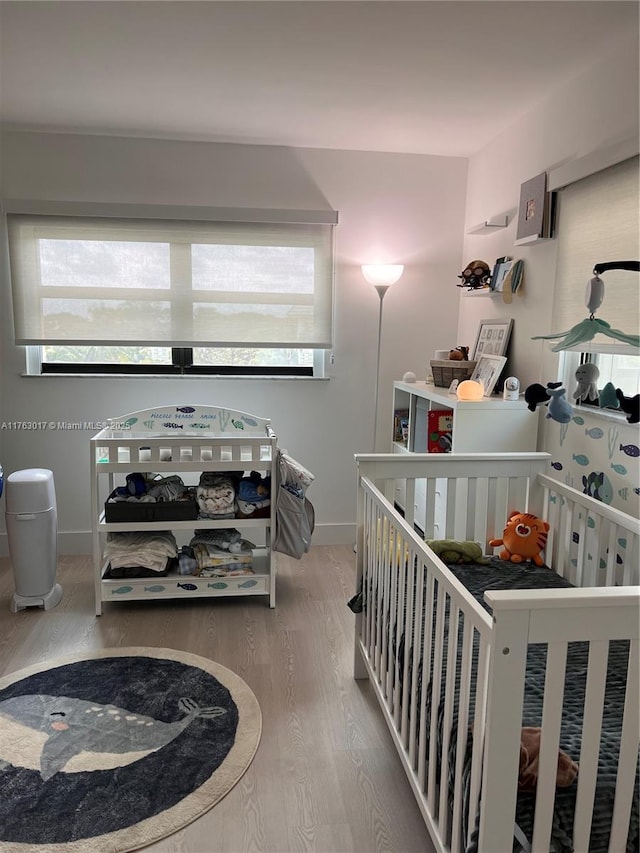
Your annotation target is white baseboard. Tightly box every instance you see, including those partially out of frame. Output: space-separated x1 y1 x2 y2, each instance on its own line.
0 523 356 557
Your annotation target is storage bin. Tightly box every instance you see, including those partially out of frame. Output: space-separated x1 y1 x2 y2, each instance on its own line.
430 360 476 388
104 491 198 522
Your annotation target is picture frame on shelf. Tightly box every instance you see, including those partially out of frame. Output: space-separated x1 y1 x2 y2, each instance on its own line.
471 317 513 359
470 354 507 396
490 257 513 292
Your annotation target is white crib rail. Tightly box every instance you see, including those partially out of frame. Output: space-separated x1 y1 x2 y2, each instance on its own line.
481 587 639 853
357 474 493 851
354 452 640 853
534 473 640 587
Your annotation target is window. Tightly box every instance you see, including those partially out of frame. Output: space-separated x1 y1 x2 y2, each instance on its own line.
553 156 639 411
6 204 337 375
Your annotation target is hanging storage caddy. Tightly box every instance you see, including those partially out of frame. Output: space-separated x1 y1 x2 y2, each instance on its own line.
272 450 315 559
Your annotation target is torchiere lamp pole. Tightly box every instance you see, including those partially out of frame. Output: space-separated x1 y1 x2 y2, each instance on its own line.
361 264 404 450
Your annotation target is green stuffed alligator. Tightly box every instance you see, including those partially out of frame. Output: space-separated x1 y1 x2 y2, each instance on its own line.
425 539 491 565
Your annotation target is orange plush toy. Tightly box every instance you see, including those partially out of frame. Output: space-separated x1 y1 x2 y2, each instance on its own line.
489 511 549 566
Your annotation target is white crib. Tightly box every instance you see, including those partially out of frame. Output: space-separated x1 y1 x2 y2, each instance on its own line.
353 452 639 853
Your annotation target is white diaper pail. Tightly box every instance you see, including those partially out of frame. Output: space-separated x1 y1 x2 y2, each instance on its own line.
5 468 63 612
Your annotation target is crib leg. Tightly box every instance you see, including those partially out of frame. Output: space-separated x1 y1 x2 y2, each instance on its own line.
353 615 368 679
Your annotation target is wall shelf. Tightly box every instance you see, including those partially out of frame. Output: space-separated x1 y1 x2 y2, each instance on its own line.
466 215 509 235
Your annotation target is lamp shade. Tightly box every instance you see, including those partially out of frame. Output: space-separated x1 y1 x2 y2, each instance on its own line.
361 264 404 286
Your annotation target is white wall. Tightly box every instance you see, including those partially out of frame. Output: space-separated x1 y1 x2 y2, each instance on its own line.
0 132 467 552
459 33 639 392
459 33 639 516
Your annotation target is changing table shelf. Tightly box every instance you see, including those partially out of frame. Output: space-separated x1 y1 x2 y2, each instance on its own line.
90 405 278 615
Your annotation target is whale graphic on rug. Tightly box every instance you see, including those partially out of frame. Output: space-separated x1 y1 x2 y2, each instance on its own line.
0 694 226 780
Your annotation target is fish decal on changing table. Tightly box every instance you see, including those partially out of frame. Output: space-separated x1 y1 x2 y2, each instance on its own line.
231 419 245 430
176 406 195 413
112 586 133 595
0 694 226 781
177 582 197 591
162 423 184 430
144 585 166 593
189 422 212 429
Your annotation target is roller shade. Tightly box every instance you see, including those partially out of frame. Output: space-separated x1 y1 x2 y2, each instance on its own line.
7 211 336 348
552 156 639 337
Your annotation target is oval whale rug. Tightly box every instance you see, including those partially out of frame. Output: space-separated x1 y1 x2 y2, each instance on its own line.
0 647 262 852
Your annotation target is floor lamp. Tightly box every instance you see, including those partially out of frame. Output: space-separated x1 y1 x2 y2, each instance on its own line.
362 264 404 450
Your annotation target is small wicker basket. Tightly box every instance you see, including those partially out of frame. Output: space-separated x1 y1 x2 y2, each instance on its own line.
430 359 477 388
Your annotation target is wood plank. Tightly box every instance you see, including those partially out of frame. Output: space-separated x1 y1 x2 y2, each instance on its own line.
0 547 436 853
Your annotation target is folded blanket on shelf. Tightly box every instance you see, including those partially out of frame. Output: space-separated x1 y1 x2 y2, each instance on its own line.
104 530 178 573
192 542 254 577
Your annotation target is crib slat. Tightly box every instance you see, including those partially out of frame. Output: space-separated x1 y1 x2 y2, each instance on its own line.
531 642 568 853
445 479 458 538
609 639 640 852
438 599 461 841
450 620 474 853
427 583 446 814
467 639 489 847
393 534 407 729
417 570 436 790
408 555 425 768
604 522 617 586
574 508 588 586
400 550 416 747
572 640 609 851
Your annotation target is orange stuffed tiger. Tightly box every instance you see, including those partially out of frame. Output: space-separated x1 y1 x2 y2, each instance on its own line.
489 511 549 566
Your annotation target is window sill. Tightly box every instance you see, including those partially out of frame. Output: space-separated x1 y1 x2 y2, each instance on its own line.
22 372 329 380
572 405 636 426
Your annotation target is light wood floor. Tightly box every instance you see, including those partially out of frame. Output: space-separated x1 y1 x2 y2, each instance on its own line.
0 547 436 853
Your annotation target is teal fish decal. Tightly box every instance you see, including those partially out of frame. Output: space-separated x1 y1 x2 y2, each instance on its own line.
611 463 627 475
112 586 133 595
177 582 197 591
618 538 627 548
587 517 595 528
572 454 589 466
585 427 604 439
572 415 585 425
144 585 166 592
238 579 257 588
242 417 258 427
207 582 228 589
231 419 245 430
122 418 138 427
0 694 225 780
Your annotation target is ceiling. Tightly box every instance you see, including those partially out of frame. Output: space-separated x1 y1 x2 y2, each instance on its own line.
0 1 637 158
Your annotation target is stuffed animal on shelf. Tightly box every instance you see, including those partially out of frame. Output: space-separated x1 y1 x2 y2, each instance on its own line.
457 260 491 290
615 388 640 424
425 539 491 564
489 511 549 566
449 346 470 361
573 362 600 402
